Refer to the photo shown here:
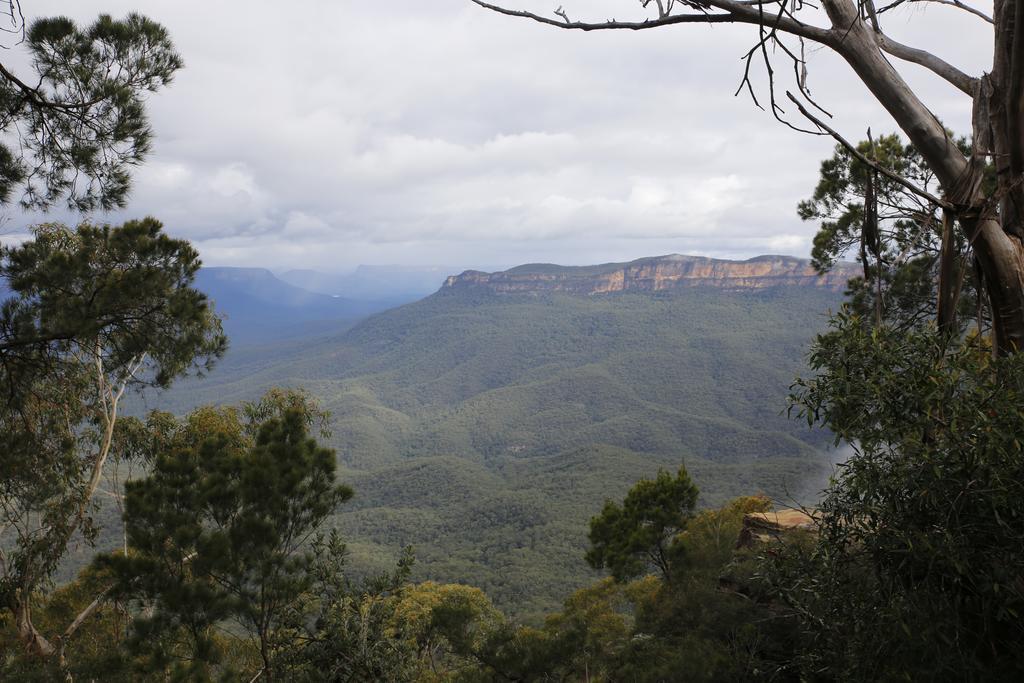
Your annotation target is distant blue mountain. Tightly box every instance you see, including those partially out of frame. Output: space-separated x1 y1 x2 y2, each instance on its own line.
195 267 395 345
279 264 454 303
1 265 416 347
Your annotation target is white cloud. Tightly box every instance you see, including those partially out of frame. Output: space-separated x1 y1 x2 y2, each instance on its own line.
138 162 192 191
283 211 332 237
210 164 260 200
11 0 992 270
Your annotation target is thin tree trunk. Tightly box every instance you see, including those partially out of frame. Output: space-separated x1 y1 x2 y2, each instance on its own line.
938 209 959 336
13 354 142 657
260 630 273 683
56 584 114 670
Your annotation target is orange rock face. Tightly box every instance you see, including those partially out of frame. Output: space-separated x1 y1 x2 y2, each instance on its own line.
736 509 819 549
443 255 858 295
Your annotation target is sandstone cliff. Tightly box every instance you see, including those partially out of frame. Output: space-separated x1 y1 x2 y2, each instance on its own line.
736 509 819 549
442 254 858 295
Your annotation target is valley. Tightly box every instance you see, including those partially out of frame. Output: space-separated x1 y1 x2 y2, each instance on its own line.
136 254 847 618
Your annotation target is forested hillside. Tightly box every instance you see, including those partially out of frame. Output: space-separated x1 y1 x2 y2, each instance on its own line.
145 277 842 616
3 1 1021 678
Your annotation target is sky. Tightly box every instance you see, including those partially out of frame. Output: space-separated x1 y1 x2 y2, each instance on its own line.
2 1 993 273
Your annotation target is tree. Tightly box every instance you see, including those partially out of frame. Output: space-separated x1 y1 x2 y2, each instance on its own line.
107 390 351 682
459 496 789 683
279 531 421 683
586 466 698 583
536 578 633 682
471 0 1024 355
0 4 211 670
0 560 133 682
801 133 957 329
782 318 1024 679
752 133 1024 679
0 219 225 661
390 580 504 680
611 495 795 683
799 132 988 333
0 6 182 211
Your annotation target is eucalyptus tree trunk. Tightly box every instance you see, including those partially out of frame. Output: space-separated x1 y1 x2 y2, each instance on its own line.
822 0 1024 353
979 0 1024 353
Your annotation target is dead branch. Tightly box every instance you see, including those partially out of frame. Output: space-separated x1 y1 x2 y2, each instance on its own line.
469 1 735 29
468 1 838 44
0 0 24 43
56 584 114 667
785 90 954 209
470 1 978 145
877 0 993 24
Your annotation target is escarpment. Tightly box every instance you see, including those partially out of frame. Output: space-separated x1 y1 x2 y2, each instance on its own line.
442 254 858 295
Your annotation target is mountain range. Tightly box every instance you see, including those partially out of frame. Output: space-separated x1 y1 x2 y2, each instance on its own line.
445 254 858 295
138 254 849 618
195 267 368 343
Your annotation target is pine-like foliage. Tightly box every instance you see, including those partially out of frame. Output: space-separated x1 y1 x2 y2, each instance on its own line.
108 395 352 681
0 218 224 659
586 466 699 583
0 12 182 210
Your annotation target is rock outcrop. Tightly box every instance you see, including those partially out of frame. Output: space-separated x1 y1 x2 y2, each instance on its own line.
736 509 818 549
442 254 858 295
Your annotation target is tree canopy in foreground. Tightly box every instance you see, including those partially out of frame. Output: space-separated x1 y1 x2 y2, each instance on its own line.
0 5 182 211
0 219 225 661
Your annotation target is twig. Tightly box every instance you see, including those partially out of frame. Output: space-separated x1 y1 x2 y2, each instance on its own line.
786 91 953 209
877 0 993 24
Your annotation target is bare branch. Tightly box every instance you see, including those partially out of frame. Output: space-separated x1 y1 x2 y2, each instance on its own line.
877 0 993 24
0 0 25 45
874 32 978 96
785 90 954 209
468 1 838 44
469 1 736 29
60 585 113 644
863 0 882 30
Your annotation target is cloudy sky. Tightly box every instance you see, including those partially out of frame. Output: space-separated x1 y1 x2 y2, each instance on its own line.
4 1 992 273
